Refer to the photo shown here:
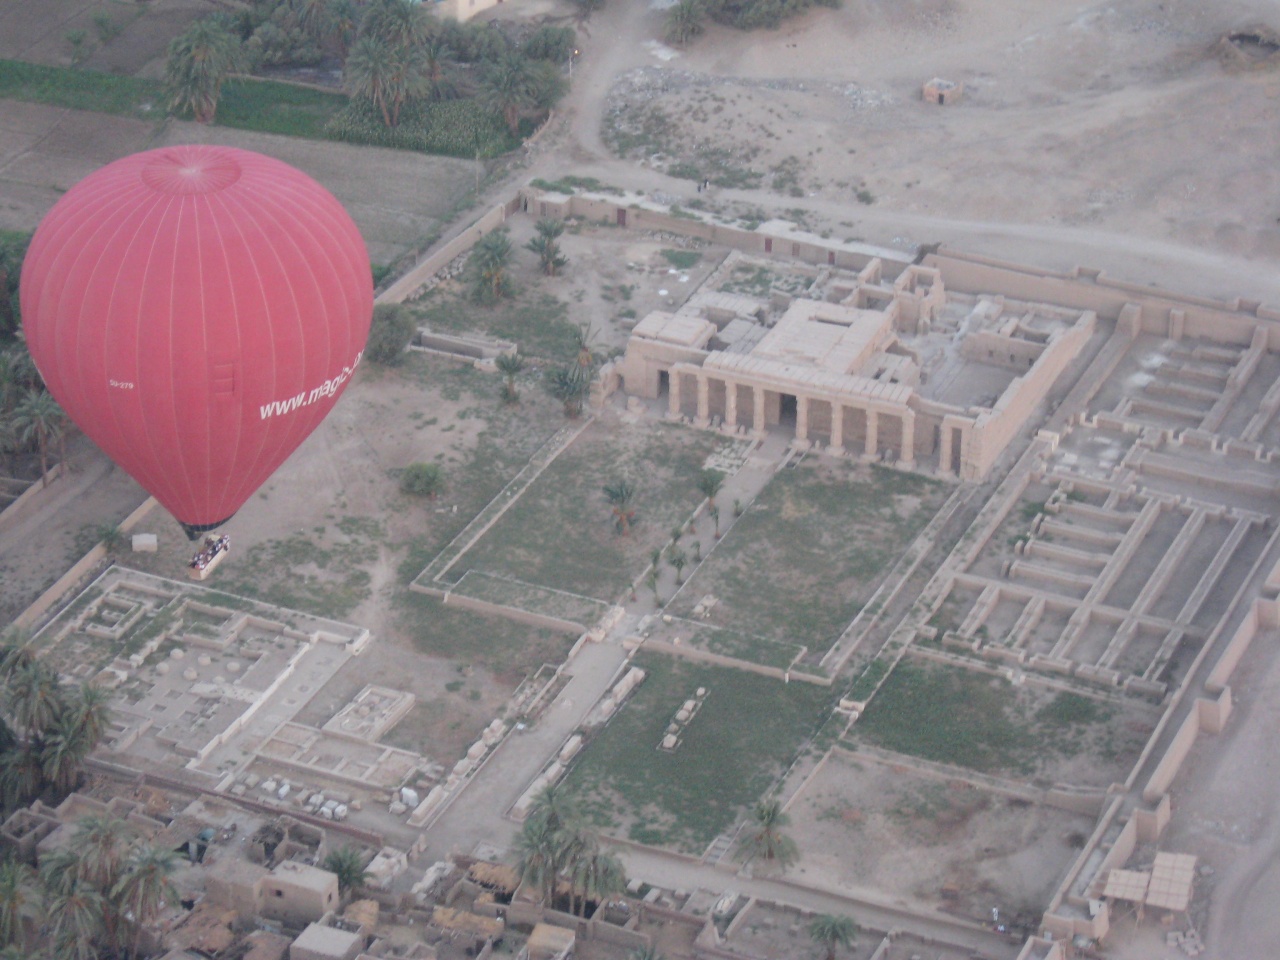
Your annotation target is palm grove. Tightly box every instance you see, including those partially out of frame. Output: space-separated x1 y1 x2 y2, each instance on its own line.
164 0 572 153
0 634 189 960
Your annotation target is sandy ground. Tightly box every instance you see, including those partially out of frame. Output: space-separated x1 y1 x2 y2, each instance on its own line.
786 750 1097 925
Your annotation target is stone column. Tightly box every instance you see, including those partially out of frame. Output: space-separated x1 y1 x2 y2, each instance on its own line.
668 370 682 418
900 410 916 466
796 396 810 442
753 387 767 438
830 403 844 453
725 381 739 432
696 375 710 426
865 409 879 459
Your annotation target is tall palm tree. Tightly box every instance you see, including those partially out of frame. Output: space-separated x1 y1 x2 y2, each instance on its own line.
322 847 371 899
667 545 687 584
5 661 60 738
526 219 568 276
345 36 417 128
808 913 857 960
735 798 798 869
359 0 435 48
164 19 243 123
325 0 360 56
420 36 458 102
0 858 41 951
573 848 625 917
495 352 524 403
113 845 180 959
514 813 561 906
478 53 535 136
11 390 64 485
39 710 94 795
68 817 129 953
70 684 112 747
291 0 332 44
469 230 514 303
44 879 105 960
696 469 725 507
0 746 42 810
603 479 638 535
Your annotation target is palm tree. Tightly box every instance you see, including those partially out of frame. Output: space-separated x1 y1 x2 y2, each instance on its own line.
696 469 725 507
113 845 180 959
0 747 42 810
709 504 721 538
5 661 61 738
665 0 706 45
44 879 104 960
573 849 625 917
479 53 535 136
735 799 798 869
291 0 332 44
420 36 458 102
667 545 687 584
495 352 524 403
359 0 435 48
345 35 422 128
645 567 661 606
325 0 360 56
11 390 64 486
39 710 94 795
603 479 637 535
164 18 242 123
322 847 371 899
514 813 562 905
527 219 568 276
469 230 514 303
808 913 857 960
70 684 111 747
0 858 40 951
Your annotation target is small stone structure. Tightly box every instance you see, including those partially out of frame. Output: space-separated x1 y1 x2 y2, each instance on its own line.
923 77 963 104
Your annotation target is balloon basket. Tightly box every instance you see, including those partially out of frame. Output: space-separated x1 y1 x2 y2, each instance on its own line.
188 535 230 581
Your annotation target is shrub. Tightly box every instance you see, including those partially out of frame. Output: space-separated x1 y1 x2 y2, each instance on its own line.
522 26 576 64
401 462 444 498
324 98 516 157
366 303 416 365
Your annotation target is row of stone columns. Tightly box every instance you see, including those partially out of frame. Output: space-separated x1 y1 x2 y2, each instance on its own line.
670 370 916 465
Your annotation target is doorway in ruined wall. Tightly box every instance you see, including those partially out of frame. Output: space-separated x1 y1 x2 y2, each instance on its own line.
879 415 903 462
951 427 963 475
778 393 798 431
707 378 728 423
809 398 834 445
733 384 756 432
658 370 670 401
617 209 627 227
841 407 868 453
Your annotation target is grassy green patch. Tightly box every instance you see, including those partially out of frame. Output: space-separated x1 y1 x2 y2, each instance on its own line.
529 175 624 196
850 661 1120 777
671 462 947 659
324 98 516 159
660 249 701 270
409 290 579 363
564 652 834 852
455 422 722 601
214 78 346 139
0 58 161 116
396 590 575 681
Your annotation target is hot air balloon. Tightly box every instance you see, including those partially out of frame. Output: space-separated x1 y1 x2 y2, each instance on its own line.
19 145 373 540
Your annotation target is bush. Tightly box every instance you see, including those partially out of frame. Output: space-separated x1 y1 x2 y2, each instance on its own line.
703 0 839 29
324 98 516 157
522 26 576 64
401 462 444 498
366 303 416 365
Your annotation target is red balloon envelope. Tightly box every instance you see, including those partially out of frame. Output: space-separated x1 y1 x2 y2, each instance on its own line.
20 145 373 538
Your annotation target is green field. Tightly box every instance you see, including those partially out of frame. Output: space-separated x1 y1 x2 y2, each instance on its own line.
564 652 834 852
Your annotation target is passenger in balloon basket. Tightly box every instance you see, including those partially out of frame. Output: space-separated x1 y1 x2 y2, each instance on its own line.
189 534 230 572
